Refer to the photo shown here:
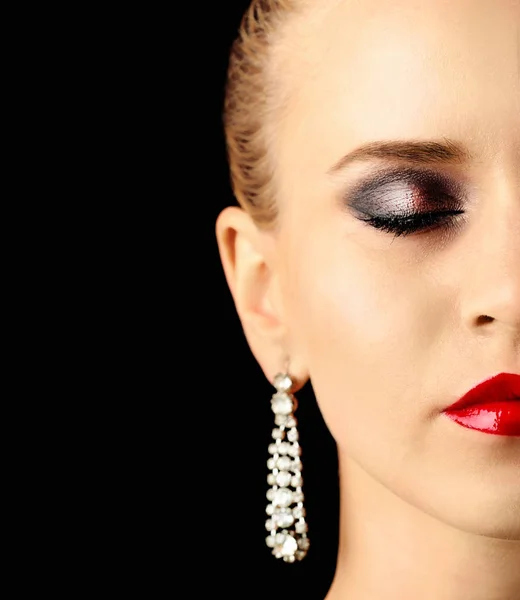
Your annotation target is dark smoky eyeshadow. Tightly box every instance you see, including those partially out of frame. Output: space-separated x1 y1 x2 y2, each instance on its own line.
343 167 465 214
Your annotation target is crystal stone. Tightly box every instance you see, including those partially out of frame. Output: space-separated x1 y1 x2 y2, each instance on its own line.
298 537 310 551
274 414 287 426
278 442 290 455
291 457 302 471
295 521 308 534
291 474 302 488
276 471 292 487
272 428 284 439
287 429 299 442
274 511 294 528
272 487 293 507
275 532 286 545
271 393 293 416
268 443 278 455
273 373 292 393
276 456 292 470
277 534 297 557
288 443 301 457
293 506 305 519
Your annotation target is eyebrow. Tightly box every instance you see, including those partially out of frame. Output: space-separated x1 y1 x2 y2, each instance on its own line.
327 138 473 175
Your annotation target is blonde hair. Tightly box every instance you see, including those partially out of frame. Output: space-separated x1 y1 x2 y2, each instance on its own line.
223 0 301 228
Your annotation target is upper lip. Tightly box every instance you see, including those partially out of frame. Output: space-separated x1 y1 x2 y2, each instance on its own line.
443 372 520 412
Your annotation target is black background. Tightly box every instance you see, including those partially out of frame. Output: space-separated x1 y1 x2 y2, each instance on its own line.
39 2 337 596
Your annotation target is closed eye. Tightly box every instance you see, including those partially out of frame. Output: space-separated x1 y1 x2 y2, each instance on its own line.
356 209 465 238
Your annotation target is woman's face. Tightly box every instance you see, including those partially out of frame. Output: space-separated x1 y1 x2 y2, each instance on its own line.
271 0 520 537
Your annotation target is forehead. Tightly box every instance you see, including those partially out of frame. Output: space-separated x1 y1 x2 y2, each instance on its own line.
273 0 519 188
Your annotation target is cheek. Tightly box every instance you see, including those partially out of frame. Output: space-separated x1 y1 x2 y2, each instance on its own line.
284 230 438 457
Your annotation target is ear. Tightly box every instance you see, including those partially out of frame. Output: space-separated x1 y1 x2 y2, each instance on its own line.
216 206 289 384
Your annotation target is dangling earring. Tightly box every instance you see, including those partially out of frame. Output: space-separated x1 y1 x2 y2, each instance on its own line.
265 372 310 562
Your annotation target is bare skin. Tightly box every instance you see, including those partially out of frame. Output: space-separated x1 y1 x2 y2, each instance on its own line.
217 0 520 598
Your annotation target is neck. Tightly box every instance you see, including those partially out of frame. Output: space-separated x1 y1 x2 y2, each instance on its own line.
326 453 520 600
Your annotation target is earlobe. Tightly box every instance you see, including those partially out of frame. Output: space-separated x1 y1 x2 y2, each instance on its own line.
215 206 288 378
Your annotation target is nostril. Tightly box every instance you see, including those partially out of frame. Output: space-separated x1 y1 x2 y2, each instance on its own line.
476 315 494 325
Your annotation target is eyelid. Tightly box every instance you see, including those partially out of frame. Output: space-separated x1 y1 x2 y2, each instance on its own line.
344 166 466 211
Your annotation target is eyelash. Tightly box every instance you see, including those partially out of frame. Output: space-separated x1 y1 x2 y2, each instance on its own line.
357 209 465 238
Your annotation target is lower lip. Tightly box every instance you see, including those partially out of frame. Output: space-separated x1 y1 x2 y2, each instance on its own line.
443 401 520 436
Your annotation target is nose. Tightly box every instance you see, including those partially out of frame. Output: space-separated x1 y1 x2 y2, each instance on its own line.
460 182 520 345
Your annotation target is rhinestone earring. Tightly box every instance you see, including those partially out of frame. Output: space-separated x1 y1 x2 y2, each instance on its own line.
265 372 310 562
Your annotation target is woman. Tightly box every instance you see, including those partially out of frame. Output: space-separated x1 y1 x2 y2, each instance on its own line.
216 0 520 598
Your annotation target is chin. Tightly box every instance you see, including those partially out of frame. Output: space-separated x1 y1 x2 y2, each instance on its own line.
450 513 520 542
425 482 520 541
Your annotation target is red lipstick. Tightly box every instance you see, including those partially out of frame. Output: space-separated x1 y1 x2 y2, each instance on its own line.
442 373 520 436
